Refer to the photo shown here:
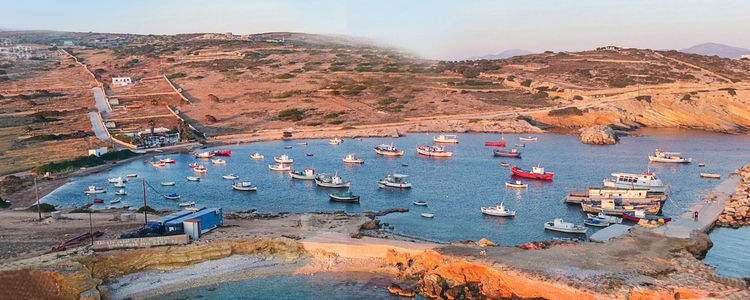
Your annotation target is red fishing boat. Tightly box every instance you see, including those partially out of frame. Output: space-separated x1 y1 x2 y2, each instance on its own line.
485 141 507 147
93 199 104 203
510 165 554 180
622 211 672 223
211 150 231 157
493 149 521 158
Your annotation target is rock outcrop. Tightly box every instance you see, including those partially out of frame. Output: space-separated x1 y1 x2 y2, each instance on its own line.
578 125 619 145
716 164 750 228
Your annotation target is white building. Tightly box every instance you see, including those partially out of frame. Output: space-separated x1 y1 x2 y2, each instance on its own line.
741 54 750 60
88 147 108 157
112 77 132 86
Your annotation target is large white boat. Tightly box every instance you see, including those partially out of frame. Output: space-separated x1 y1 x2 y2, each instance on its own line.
433 134 458 144
289 168 316 180
315 173 350 188
232 182 257 191
342 153 364 164
416 145 453 157
563 187 666 205
374 144 404 156
329 137 342 145
377 174 411 188
544 218 586 234
481 202 516 217
108 177 125 184
603 172 667 193
83 185 106 194
274 154 294 164
269 164 291 171
648 149 691 163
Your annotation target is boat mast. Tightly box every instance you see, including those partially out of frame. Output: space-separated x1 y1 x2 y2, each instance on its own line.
34 176 41 221
142 178 148 226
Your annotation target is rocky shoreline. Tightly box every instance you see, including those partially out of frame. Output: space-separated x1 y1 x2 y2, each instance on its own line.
716 164 750 228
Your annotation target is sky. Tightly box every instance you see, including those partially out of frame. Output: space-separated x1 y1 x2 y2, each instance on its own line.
2 0 750 60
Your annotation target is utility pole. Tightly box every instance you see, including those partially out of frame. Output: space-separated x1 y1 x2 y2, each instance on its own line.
142 178 148 226
34 176 41 221
89 207 94 245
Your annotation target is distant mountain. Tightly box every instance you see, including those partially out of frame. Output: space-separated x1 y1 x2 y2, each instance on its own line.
679 43 750 59
468 49 533 60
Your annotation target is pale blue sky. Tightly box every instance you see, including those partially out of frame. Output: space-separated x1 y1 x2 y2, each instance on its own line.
2 0 749 59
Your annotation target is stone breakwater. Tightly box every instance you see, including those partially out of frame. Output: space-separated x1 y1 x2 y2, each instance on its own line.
716 164 750 228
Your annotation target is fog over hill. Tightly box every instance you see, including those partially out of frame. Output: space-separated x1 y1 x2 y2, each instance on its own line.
467 49 533 60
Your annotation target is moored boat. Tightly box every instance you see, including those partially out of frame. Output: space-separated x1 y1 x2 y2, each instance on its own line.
700 173 721 179
622 210 672 223
494 149 521 158
583 219 610 227
505 180 528 188
329 137 342 145
164 193 181 200
178 201 195 207
519 136 537 142
189 162 199 168
232 182 257 191
290 168 316 180
544 218 586 233
222 174 239 180
433 134 458 144
211 158 226 165
587 212 623 224
161 181 176 186
328 190 360 202
152 162 166 168
250 153 264 160
113 182 126 188
126 174 137 178
115 189 127 196
484 137 506 147
108 177 125 183
581 199 661 216
110 198 121 204
514 143 525 147
186 176 200 181
603 172 667 193
297 142 308 146
648 149 692 163
413 201 428 206
342 153 365 164
481 202 516 217
159 158 175 164
194 151 214 159
510 165 553 180
377 174 411 188
563 187 667 205
421 213 435 218
274 154 294 164
193 166 208 173
211 150 231 157
416 145 453 157
93 199 104 203
269 164 291 171
500 163 510 167
315 173 350 188
374 143 404 156
84 185 106 194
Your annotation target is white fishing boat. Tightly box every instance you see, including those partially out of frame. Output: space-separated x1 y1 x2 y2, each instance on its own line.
648 149 692 163
413 201 428 206
374 143 404 156
421 213 435 218
289 168 316 180
126 174 137 178
83 185 106 194
583 219 610 227
113 182 126 188
250 152 264 160
587 212 623 224
108 177 125 183
297 142 308 146
274 154 294 164
416 145 453 157
700 173 721 179
603 172 667 193
110 198 121 204
433 134 458 144
179 201 195 207
152 162 166 168
544 218 587 234
269 164 291 171
519 136 537 142
377 174 412 188
186 176 200 181
329 137 342 145
232 182 257 191
159 158 175 164
164 193 181 200
212 158 226 165
500 163 510 167
481 202 516 217
514 143 525 147
315 173 351 188
195 151 214 159
193 166 208 173
115 189 127 196
342 153 365 164
222 174 239 180
505 180 528 188
161 181 176 186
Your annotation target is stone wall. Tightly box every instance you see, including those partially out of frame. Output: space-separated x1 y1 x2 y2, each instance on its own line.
92 234 189 250
716 164 750 228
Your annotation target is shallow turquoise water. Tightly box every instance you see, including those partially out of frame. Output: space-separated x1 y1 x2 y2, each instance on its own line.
703 227 750 279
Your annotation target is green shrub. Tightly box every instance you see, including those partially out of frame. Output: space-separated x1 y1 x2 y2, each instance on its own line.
28 203 56 212
136 206 156 213
278 109 304 121
520 79 532 87
532 91 548 99
573 95 583 100
276 73 295 79
548 107 583 116
274 90 303 98
0 197 10 208
168 72 187 79
70 207 92 213
681 94 691 101
323 113 339 119
378 97 398 106
608 77 635 88
328 120 345 125
506 75 516 82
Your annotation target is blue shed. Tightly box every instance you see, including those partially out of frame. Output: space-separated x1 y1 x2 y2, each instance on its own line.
164 207 223 234
147 209 195 232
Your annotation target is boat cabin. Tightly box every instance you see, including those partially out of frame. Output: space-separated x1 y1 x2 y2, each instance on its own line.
589 187 649 199
532 166 545 174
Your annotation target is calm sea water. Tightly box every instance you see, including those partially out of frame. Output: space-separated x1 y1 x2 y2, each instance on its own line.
42 129 750 277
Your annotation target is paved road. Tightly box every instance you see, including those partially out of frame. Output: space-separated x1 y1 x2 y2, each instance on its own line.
92 87 111 118
88 111 111 143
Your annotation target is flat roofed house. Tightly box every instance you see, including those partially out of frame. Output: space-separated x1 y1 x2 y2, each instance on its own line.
112 77 132 86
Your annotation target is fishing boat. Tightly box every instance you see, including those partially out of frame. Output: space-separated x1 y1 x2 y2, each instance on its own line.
648 149 692 163
222 174 239 180
289 168 316 180
519 136 537 142
189 162 199 168
563 187 667 205
494 149 521 158
328 190 360 202
212 158 226 165
500 163 510 167
126 174 137 178
622 210 672 223
544 218 586 233
514 143 525 147
93 199 104 203
413 201 428 206
421 213 435 218
284 146 293 149
110 198 121 204
416 145 453 157
108 177 125 183
161 181 176 186
603 172 667 193
510 165 553 180
481 202 516 217
698 163 705 167
587 212 623 224
232 182 257 191
374 144 404 156
274 154 294 164
377 174 412 188
584 219 610 227
113 182 126 188
505 180 528 188
401 163 408 167
329 137 342 145
152 162 166 168
269 164 291 171
433 134 458 144
581 199 661 216
186 176 201 182
164 193 181 200
194 151 214 159
193 166 208 173
700 173 721 179
315 173 350 188
211 150 231 157
342 153 365 164
250 153 264 160
115 189 127 196
484 137 506 147
179 201 195 207
159 158 176 164
306 153 314 156
84 185 106 194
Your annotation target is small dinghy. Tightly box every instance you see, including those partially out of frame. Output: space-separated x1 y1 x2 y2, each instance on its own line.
481 201 516 217
269 164 291 171
93 199 104 203
700 173 721 179
698 163 705 167
164 193 181 200
484 140 506 147
115 189 127 196
284 145 293 149
329 190 360 202
401 163 409 167
377 174 411 189
505 180 528 188
306 153 314 156
494 149 521 158
232 182 257 191
297 142 308 146
587 212 623 224
159 158 176 164
222 174 239 180
110 198 121 204
584 219 610 227
211 158 226 165
342 153 365 164
186 176 200 181
544 218 586 234
178 201 195 207
274 154 294 164
315 173 351 188
421 213 435 218
193 166 208 173
161 181 176 186
514 143 525 147
413 201 428 206
126 174 138 178
329 137 342 145
289 168 316 180
84 185 106 194
152 162 166 168
250 153 264 160
519 136 537 142
500 163 510 167
189 162 199 168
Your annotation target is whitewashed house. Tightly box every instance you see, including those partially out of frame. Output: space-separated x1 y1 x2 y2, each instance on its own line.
88 147 108 157
112 77 132 86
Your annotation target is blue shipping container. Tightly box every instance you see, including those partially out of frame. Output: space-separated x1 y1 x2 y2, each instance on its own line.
164 207 223 234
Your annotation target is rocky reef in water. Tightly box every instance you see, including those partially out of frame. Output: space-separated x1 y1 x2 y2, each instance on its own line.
578 125 620 145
